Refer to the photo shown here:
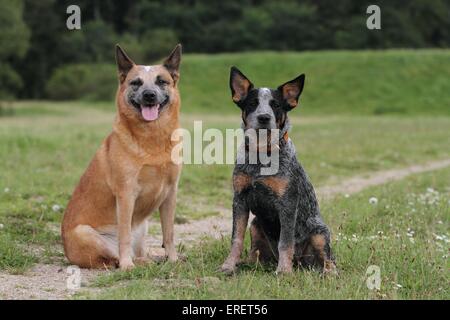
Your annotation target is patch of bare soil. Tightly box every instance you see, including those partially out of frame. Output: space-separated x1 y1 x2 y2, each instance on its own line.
1 158 449 299
317 158 450 200
0 264 103 300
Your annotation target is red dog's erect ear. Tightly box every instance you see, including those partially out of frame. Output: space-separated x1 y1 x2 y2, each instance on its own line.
115 44 135 83
164 44 182 83
230 66 254 103
278 74 305 109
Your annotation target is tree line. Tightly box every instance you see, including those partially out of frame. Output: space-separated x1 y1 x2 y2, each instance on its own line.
1 0 449 100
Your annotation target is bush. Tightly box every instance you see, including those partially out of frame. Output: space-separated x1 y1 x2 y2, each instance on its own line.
141 29 179 62
0 0 29 60
118 33 145 63
0 0 29 99
45 63 117 101
83 20 117 63
0 63 23 99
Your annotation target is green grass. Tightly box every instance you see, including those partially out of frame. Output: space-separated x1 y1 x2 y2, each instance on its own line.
0 233 38 273
10 49 450 115
180 49 450 115
81 167 450 299
0 100 449 274
0 49 449 298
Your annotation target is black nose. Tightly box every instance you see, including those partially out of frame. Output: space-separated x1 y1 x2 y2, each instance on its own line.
257 113 271 124
142 90 156 103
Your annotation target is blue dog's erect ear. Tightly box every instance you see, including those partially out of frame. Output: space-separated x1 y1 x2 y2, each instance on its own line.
115 44 135 83
278 74 305 109
230 66 254 103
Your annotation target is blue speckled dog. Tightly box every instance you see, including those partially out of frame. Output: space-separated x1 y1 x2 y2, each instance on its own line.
221 67 336 275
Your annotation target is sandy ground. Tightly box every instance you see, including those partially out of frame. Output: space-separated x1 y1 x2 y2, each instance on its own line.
1 158 449 300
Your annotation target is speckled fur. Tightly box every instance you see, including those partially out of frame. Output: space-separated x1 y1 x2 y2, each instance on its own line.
222 67 336 274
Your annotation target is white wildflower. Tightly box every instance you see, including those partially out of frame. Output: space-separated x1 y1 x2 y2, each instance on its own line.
369 197 378 205
406 228 414 238
52 204 61 212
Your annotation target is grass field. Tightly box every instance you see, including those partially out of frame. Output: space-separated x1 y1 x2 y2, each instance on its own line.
6 49 448 116
0 49 449 299
85 167 450 299
180 49 450 115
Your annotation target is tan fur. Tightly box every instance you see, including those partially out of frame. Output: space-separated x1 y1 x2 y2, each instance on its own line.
310 234 336 273
248 221 276 264
260 176 289 197
310 234 327 262
221 214 249 273
311 234 326 251
61 60 182 270
232 77 252 102
281 82 300 108
233 175 289 197
233 174 251 193
277 244 294 273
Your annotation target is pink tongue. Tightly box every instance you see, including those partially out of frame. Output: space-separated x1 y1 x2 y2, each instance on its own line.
141 105 159 121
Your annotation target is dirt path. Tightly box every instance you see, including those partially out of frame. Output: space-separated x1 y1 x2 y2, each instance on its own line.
1 158 449 299
169 158 450 244
0 264 103 300
317 158 450 200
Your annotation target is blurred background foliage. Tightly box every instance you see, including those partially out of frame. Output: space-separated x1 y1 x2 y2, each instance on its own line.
0 0 449 101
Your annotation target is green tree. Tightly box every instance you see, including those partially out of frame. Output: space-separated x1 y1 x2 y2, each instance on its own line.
83 19 117 62
141 29 179 62
16 0 63 98
2 0 450 100
0 0 29 99
263 1 319 51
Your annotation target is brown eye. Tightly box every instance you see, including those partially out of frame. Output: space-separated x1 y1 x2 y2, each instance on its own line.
156 78 168 86
270 100 280 108
130 79 143 87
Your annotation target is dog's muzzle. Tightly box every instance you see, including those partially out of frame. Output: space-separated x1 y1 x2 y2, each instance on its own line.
130 94 170 122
